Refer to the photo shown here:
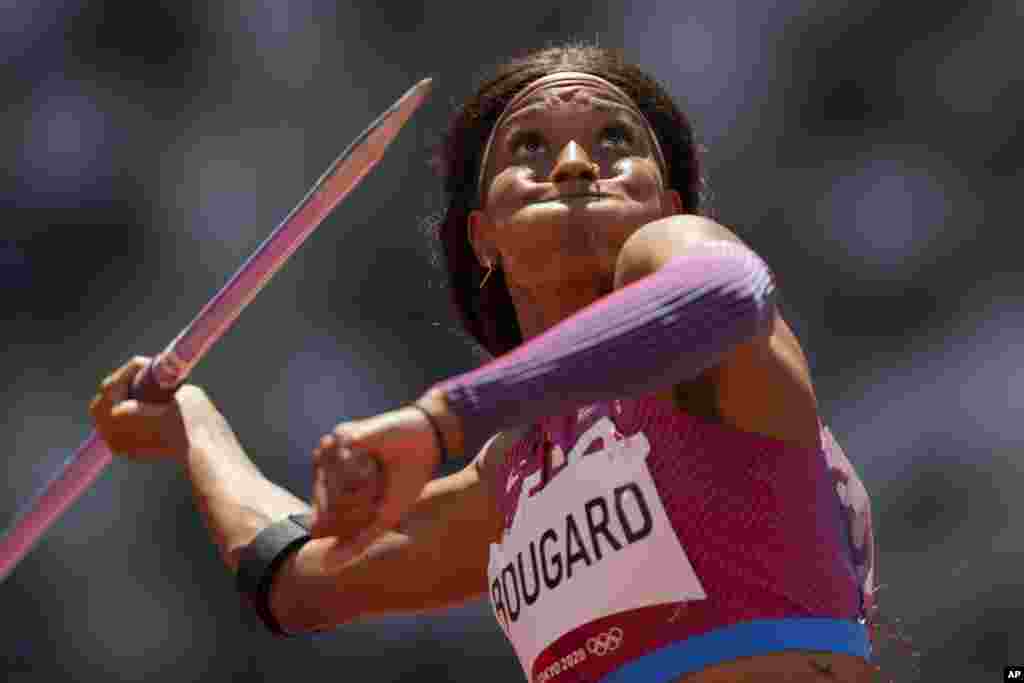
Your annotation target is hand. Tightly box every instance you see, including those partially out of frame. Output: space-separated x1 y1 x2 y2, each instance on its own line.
310 404 445 570
88 356 216 464
309 435 383 546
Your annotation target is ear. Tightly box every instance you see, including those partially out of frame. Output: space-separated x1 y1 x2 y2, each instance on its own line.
662 188 685 215
467 208 496 266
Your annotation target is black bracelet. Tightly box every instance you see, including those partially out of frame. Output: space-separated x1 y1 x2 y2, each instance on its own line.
409 403 449 466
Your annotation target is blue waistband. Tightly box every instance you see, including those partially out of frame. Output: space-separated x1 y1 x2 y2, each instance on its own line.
600 618 872 683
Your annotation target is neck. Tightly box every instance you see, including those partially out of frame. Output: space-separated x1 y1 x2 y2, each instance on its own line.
506 273 614 342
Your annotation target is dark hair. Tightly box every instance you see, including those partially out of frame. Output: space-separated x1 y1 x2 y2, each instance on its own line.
426 42 706 359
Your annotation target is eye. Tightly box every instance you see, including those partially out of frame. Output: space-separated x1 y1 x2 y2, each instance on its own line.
600 124 634 148
509 130 546 157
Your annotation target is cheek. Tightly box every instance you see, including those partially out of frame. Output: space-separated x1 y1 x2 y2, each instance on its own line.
612 159 664 201
486 168 526 203
486 169 542 222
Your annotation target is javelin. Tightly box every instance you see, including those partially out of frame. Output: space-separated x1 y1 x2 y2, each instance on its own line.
0 77 434 583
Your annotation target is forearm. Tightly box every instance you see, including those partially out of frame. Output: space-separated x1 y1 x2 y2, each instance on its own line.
181 411 309 572
429 240 776 456
270 464 497 632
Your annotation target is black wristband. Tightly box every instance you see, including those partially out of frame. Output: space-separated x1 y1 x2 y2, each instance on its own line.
235 513 314 637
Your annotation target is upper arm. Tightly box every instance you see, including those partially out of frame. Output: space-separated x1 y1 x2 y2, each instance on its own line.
268 434 510 633
614 215 821 450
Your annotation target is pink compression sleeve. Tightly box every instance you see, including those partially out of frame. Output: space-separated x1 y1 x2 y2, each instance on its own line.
432 240 778 456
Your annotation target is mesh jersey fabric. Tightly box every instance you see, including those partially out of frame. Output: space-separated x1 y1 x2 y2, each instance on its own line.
487 393 875 682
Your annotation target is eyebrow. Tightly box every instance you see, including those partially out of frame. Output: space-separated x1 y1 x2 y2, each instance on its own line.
502 95 647 128
499 109 651 155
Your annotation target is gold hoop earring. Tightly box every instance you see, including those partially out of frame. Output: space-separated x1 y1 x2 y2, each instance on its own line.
479 261 495 290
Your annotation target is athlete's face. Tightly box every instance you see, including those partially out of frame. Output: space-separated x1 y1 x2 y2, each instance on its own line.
469 84 683 291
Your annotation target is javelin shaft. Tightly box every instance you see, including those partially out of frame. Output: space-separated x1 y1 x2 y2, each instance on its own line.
0 434 113 583
0 78 433 583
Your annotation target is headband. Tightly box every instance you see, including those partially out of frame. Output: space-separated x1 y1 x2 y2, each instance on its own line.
476 71 669 207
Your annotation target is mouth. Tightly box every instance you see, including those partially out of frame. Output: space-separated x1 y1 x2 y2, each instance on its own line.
529 193 611 204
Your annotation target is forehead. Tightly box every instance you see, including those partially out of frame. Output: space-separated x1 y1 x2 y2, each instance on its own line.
501 85 646 127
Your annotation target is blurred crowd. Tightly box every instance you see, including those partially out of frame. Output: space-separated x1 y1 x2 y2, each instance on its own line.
2 1 1021 681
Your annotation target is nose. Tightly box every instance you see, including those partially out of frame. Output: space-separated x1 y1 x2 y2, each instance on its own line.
548 140 599 184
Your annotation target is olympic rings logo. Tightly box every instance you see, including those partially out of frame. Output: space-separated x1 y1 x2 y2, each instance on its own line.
586 627 623 656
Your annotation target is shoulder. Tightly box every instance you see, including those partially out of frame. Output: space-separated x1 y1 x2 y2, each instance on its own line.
613 214 747 288
617 214 822 450
631 213 745 246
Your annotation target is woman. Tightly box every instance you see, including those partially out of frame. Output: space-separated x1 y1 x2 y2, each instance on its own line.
91 44 879 682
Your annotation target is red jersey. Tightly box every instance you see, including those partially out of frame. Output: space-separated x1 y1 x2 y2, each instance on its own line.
486 394 875 682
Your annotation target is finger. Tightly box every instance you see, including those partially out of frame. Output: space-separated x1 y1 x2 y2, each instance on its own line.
310 459 382 542
108 356 149 386
310 468 330 533
329 447 380 493
110 399 171 419
312 434 334 467
346 448 381 484
105 357 150 405
90 378 123 421
312 466 367 536
98 356 143 391
321 454 373 506
88 393 109 420
318 441 377 485
332 423 357 447
322 462 395 562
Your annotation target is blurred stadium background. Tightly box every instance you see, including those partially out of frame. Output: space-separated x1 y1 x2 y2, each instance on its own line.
2 1 1021 681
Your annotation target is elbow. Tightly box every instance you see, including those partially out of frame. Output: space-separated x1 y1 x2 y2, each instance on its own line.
266 600 338 637
263 542 363 635
720 248 778 345
749 279 778 340
266 575 343 636
266 582 319 636
615 231 779 344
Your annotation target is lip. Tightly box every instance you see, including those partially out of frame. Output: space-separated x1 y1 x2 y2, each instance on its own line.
529 193 612 204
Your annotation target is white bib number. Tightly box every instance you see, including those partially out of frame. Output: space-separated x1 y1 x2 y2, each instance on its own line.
487 417 707 676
